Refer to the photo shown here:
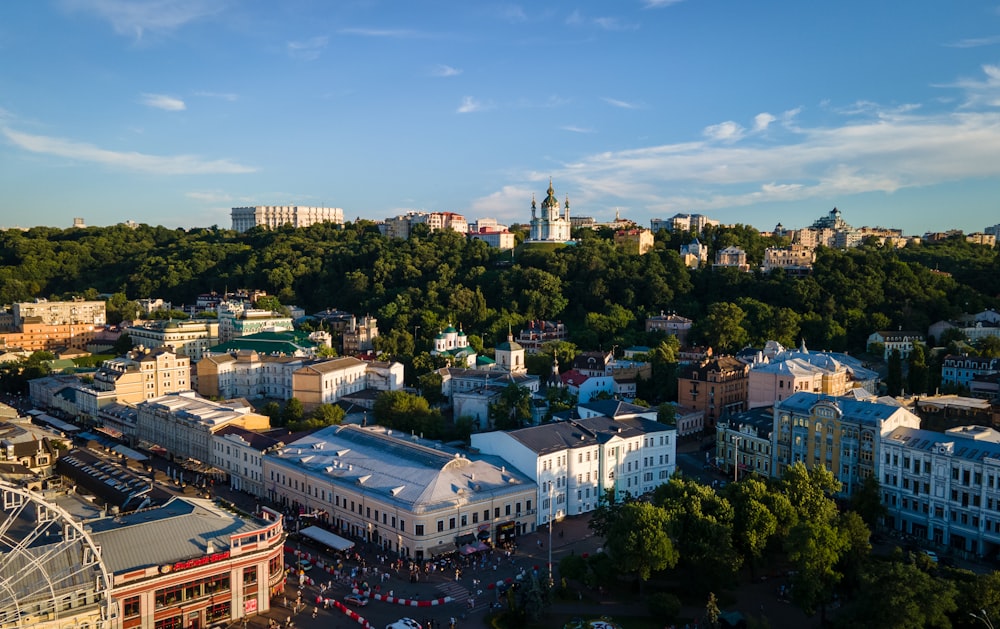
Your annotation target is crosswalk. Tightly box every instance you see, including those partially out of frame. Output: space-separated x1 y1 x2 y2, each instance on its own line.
435 582 490 614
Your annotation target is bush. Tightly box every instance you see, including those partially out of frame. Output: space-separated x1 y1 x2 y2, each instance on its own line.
647 592 681 623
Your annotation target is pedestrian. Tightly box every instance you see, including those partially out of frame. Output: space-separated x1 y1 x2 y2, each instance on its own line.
312 607 318 619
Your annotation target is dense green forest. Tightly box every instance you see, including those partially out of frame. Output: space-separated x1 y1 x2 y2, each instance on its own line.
1 221 998 357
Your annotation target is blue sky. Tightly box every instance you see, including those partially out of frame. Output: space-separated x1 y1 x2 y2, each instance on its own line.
3 1 1000 235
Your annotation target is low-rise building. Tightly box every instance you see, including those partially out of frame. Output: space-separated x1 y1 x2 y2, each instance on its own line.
867 329 925 360
941 354 1000 390
716 407 774 479
713 246 750 272
677 356 750 428
218 309 293 343
644 312 693 344
231 205 344 232
125 320 220 361
761 244 815 276
263 424 536 558
516 320 568 354
613 228 654 255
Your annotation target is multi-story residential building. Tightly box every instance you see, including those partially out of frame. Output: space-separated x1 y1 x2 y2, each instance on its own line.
516 320 568 354
747 357 851 409
772 392 922 497
381 211 468 239
941 354 1000 390
645 312 693 344
613 228 654 255
342 315 378 354
91 347 191 404
468 227 516 250
472 409 676 524
134 391 270 463
218 309 293 343
649 213 719 234
264 424 536 558
11 299 106 327
930 318 1000 347
967 232 998 247
713 246 750 271
197 351 312 400
213 425 295 497
677 356 750 428
882 424 1000 557
527 180 572 243
866 329 925 360
0 320 100 352
125 320 220 361
761 244 815 276
92 497 286 629
291 357 370 408
678 238 708 269
716 407 774 479
231 206 345 232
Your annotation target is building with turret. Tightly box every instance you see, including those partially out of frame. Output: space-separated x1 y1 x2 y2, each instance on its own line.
527 179 572 243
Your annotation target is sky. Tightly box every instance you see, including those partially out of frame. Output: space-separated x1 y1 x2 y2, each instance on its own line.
2 1 1000 235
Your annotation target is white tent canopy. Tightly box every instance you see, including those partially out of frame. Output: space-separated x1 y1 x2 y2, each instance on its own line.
299 525 354 552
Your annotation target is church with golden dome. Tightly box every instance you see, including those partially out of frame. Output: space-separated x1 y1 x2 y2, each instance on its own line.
527 179 572 242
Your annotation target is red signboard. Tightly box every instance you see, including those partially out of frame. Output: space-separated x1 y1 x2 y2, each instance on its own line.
245 598 258 614
172 551 231 572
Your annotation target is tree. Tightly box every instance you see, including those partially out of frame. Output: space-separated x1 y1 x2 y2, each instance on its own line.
785 517 847 618
886 349 903 396
705 592 721 629
906 342 929 395
309 403 345 426
726 477 789 576
112 332 134 355
696 302 749 353
603 501 678 595
280 398 304 426
488 383 533 430
849 475 887 530
839 559 958 628
978 334 1000 358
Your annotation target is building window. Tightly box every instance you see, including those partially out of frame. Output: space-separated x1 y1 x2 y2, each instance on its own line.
243 566 257 585
415 524 424 536
437 521 444 533
123 597 140 619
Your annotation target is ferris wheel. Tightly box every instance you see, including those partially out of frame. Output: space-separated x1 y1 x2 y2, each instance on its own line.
0 481 113 629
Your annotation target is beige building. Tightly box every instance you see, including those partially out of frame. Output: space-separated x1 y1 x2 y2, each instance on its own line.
230 206 345 232
747 357 851 409
292 357 370 408
613 228 654 255
92 347 191 404
12 299 106 327
134 391 270 463
761 244 815 275
125 320 220 361
342 315 379 354
196 351 311 400
0 320 99 352
263 424 537 559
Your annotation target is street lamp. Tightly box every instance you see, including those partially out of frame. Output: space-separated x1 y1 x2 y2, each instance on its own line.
970 609 996 629
548 480 554 588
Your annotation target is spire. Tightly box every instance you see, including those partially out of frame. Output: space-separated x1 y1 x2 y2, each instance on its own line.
507 323 514 342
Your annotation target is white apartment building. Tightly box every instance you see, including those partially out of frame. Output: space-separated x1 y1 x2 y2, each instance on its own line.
197 351 312 400
882 425 1000 558
125 320 220 361
12 299 106 327
134 391 270 463
472 413 676 527
291 357 371 407
218 309 293 343
262 424 537 558
231 206 345 232
213 425 288 497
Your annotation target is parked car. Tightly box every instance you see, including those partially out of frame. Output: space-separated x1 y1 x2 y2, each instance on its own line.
296 559 313 571
385 619 422 629
922 550 939 563
344 594 369 607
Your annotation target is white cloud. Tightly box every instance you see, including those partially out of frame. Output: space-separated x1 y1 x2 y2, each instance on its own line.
430 64 462 78
62 0 227 39
703 120 744 142
185 190 233 203
498 5 528 23
602 97 640 109
195 91 238 101
287 36 328 61
946 35 1000 48
753 113 776 132
592 17 639 31
141 93 186 111
2 127 256 175
561 125 595 134
338 27 424 38
457 96 487 113
469 185 535 222
642 0 685 7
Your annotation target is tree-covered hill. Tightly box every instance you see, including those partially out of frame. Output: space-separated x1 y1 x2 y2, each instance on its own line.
1 222 997 354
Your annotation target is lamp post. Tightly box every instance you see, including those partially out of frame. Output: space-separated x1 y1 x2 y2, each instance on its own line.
548 480 554 588
733 435 740 483
970 609 996 629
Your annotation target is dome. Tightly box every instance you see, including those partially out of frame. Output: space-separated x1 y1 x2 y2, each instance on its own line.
497 341 523 352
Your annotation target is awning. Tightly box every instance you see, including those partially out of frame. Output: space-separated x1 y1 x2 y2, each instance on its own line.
96 426 124 439
459 544 477 556
299 525 354 552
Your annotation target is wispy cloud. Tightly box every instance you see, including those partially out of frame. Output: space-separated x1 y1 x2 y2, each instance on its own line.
498 5 528 23
941 63 1000 108
945 35 1000 48
195 90 238 101
287 36 328 60
566 11 638 31
62 0 227 39
602 97 641 109
642 0 685 7
140 93 186 111
561 125 595 134
429 64 462 78
2 127 255 175
338 27 425 38
185 190 233 203
702 121 744 142
457 96 489 113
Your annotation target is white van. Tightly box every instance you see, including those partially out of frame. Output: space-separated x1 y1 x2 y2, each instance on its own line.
385 619 422 629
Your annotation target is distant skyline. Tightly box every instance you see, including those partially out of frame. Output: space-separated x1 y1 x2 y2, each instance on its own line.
2 1 1000 235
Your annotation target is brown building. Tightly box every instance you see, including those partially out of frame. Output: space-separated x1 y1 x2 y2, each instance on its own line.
0 318 100 353
677 356 750 428
92 347 192 404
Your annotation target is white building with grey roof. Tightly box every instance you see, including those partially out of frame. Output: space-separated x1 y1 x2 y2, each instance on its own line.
262 424 536 559
471 411 676 527
882 424 1000 558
